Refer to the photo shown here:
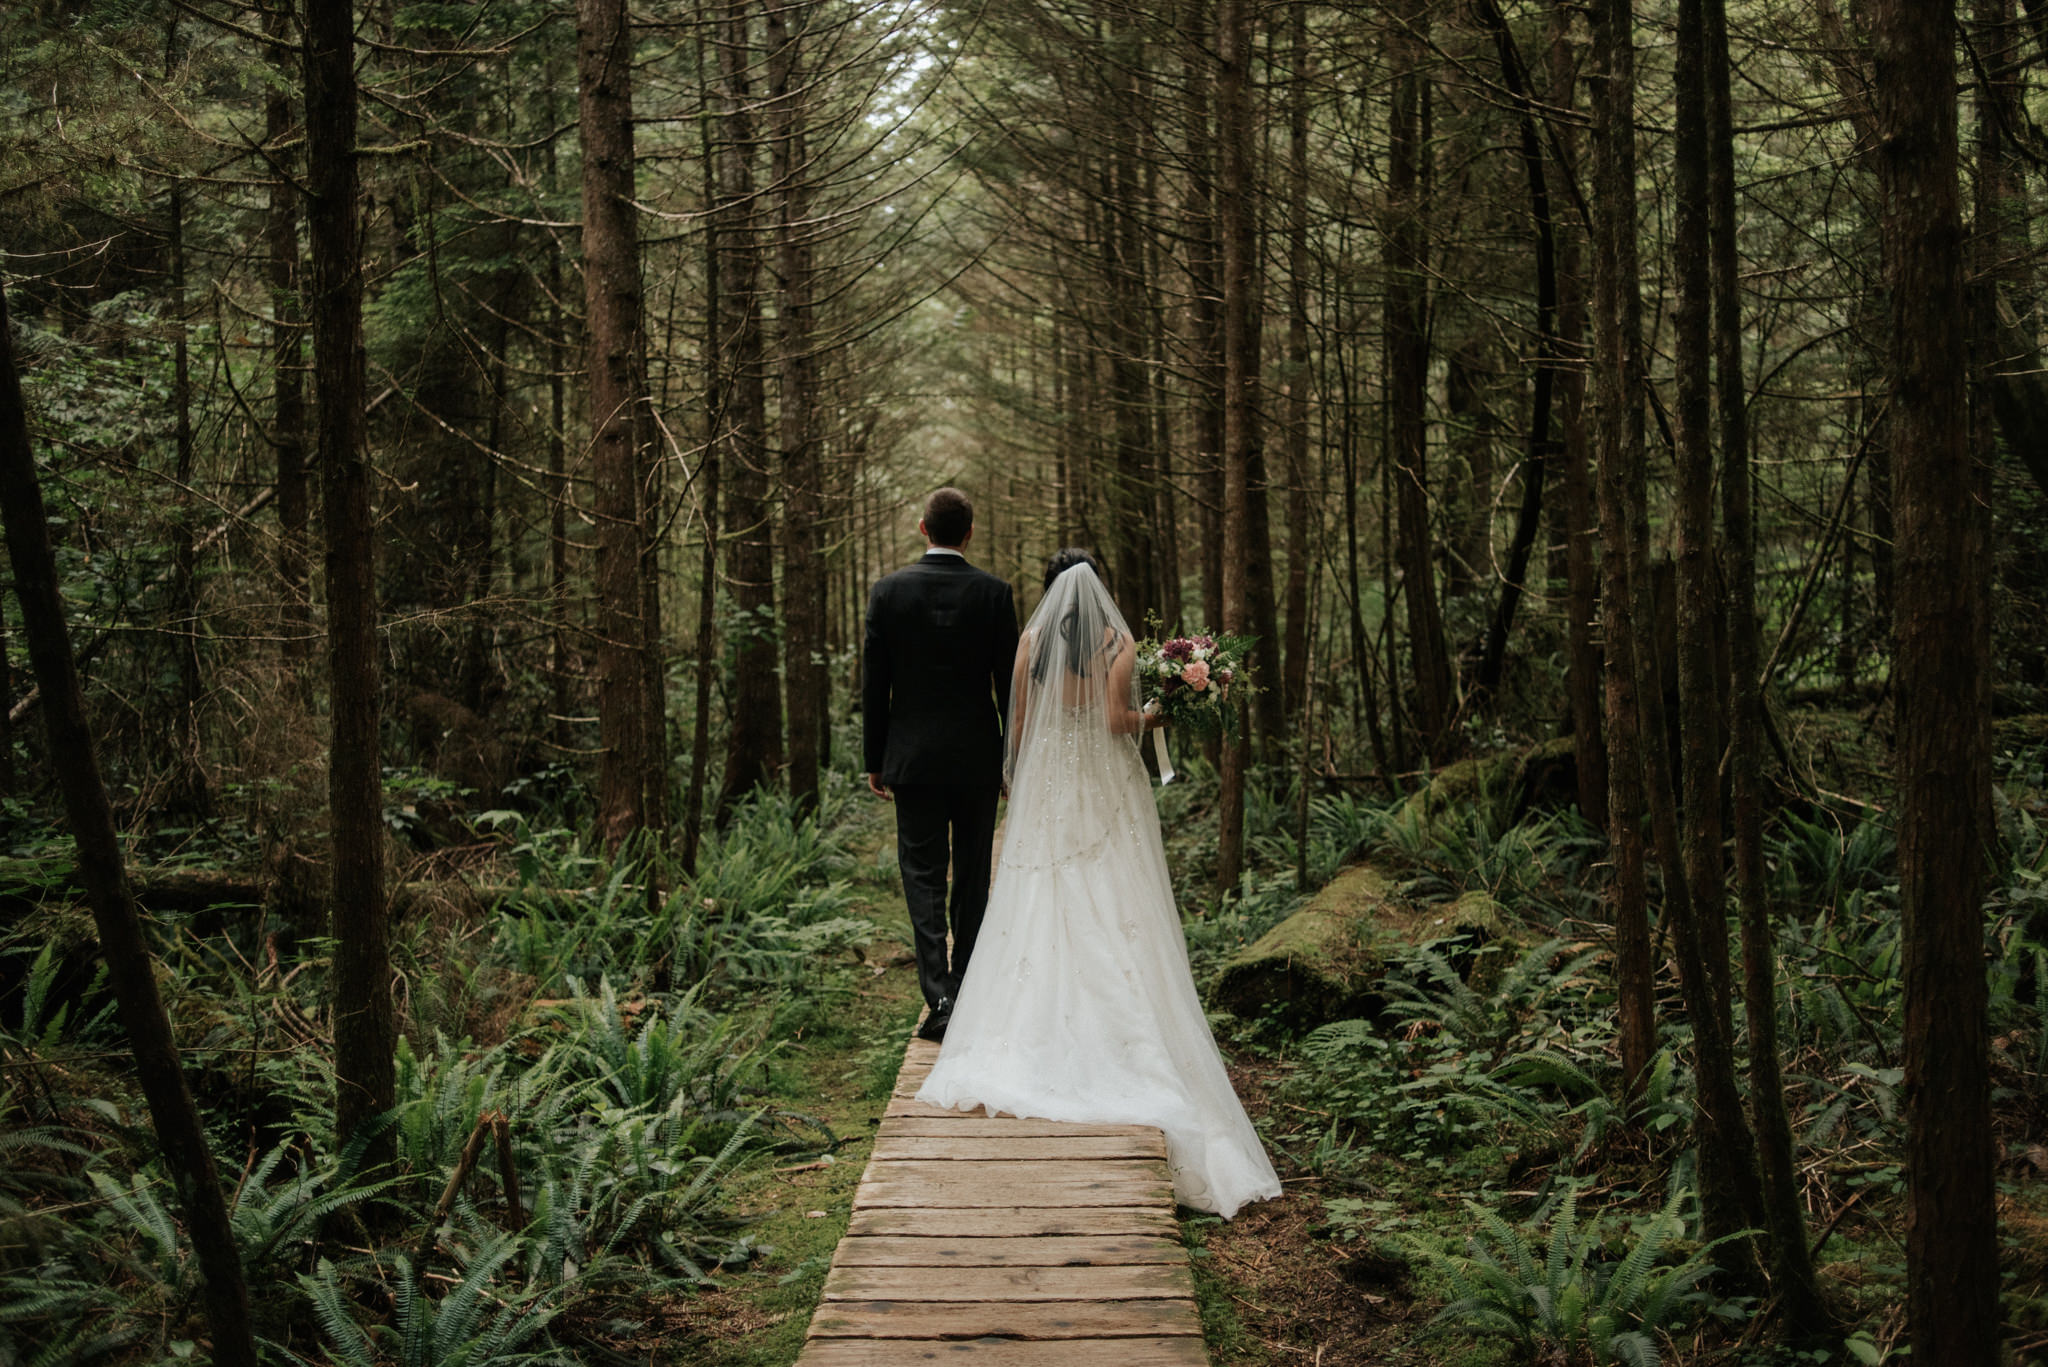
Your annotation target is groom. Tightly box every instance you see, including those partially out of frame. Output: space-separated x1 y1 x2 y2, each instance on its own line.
863 487 1020 1043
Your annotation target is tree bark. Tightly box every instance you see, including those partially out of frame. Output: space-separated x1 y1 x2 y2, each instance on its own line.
579 0 652 850
1878 0 2000 1354
1587 0 1657 1103
1709 0 1828 1329
772 0 826 817
1548 0 1605 830
1180 0 1226 635
266 0 311 696
681 88 724 877
1280 0 1312 722
1336 299 1392 781
1216 0 1255 893
1100 20 1160 622
0 284 259 1367
305 0 394 1160
1672 0 1767 1267
166 178 209 817
1388 0 1454 761
1473 0 1556 705
714 0 783 821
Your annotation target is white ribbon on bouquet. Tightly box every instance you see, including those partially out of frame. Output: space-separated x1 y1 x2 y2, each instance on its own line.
1143 701 1176 784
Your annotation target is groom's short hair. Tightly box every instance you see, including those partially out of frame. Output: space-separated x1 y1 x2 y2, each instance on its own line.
924 487 974 547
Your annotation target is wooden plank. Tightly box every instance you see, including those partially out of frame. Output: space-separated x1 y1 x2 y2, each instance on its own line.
833 1235 1185 1267
807 1299 1201 1340
883 1118 1158 1139
854 1175 1172 1209
797 1336 1209 1366
799 1020 1206 1365
847 1206 1177 1239
865 1159 1166 1185
872 1135 1167 1162
823 1264 1195 1303
887 1096 1011 1119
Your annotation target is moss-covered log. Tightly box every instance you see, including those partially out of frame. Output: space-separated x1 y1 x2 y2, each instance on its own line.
1211 866 1500 1030
1394 735 1580 834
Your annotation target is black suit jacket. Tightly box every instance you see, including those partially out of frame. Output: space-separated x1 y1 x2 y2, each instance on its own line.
863 553 1020 787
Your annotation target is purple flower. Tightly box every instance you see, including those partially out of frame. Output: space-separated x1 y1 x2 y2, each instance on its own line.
1162 638 1194 662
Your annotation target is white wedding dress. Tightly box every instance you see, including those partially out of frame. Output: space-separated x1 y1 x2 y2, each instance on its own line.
915 564 1282 1219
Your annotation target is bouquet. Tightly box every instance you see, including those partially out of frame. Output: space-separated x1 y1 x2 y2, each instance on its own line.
1134 630 1255 783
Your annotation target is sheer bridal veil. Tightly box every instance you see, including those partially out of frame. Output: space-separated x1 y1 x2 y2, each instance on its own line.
1006 561 1141 787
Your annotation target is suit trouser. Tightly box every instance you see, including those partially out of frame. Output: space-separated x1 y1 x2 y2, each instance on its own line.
891 782 1000 1010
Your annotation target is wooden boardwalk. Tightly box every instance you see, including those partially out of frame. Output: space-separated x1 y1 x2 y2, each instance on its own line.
794 1031 1208 1365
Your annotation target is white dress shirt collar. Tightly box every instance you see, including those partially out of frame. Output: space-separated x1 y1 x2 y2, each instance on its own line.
923 546 966 559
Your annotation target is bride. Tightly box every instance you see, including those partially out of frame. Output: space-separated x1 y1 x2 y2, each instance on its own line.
915 549 1283 1219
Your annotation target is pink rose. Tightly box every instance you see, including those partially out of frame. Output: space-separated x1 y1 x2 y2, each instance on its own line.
1182 660 1212 690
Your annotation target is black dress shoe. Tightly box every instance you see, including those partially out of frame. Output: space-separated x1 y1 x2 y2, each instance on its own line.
917 997 952 1042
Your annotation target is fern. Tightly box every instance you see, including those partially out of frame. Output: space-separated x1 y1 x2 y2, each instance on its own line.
300 1260 379 1367
1418 1179 1744 1365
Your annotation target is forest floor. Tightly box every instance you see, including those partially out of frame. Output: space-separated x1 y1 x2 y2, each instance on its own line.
670 808 922 1366
668 718 2048 1367
674 801 1419 1367
17 719 2045 1364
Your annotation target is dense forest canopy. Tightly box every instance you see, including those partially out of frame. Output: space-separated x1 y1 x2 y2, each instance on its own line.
1 0 2045 1361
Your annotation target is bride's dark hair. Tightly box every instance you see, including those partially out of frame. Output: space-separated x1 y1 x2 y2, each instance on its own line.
1041 546 1101 589
1033 548 1111 682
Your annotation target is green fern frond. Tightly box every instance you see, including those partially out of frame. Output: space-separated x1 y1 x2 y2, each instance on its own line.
1544 1182 1581 1294
300 1260 379 1367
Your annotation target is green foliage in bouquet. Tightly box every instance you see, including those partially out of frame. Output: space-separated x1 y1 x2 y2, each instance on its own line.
1134 623 1258 738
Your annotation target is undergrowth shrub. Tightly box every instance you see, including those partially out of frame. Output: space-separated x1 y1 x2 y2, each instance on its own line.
489 785 870 1002
1290 938 1621 1175
0 770 885 1364
1375 795 1601 916
1418 1181 1747 1366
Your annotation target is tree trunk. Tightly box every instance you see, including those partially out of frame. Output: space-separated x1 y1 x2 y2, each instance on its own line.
0 282 259 1367
1100 25 1159 622
166 179 209 817
714 0 783 821
1336 300 1392 780
1548 0 1604 829
1181 0 1226 635
773 0 826 817
681 89 724 877
1280 0 1312 722
1709 0 1827 1328
638 348 668 835
579 0 651 850
1671 0 1767 1268
267 0 311 696
305 0 393 1160
1587 0 1657 1103
1388 0 1454 761
1879 0 2000 1354
1216 0 1255 893
541 64 574 755
1473 0 1557 704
